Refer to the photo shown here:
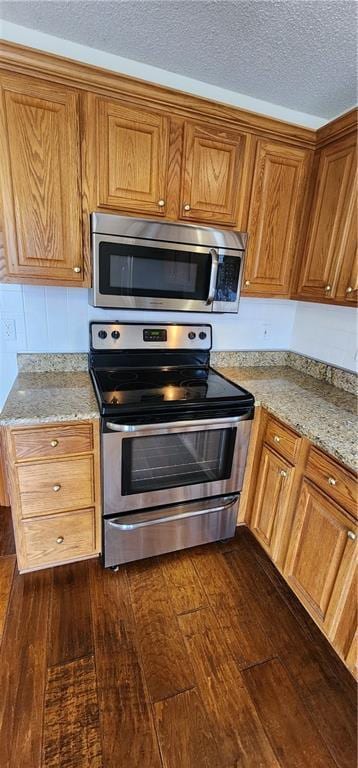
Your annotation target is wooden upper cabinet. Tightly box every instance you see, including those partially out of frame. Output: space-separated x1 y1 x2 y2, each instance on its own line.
251 445 294 563
0 74 84 284
284 479 357 630
334 170 358 304
242 139 311 296
179 121 246 226
296 134 357 302
96 97 170 215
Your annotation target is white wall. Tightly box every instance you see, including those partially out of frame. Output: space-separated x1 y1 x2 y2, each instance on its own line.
291 301 358 372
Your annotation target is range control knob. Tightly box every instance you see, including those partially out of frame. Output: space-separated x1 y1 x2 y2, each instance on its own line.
199 331 207 340
188 331 196 340
98 330 107 339
111 330 120 339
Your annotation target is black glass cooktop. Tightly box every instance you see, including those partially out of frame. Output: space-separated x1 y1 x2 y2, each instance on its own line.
91 366 252 409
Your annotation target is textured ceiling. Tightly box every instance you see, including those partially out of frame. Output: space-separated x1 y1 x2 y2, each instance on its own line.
1 0 357 118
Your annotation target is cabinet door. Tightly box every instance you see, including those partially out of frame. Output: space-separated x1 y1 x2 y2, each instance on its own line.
297 135 357 301
284 480 356 629
242 139 311 296
180 121 245 226
327 556 357 676
97 98 170 215
251 446 294 562
335 171 358 304
0 74 83 283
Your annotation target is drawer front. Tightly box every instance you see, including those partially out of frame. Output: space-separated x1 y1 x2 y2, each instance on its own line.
21 508 97 568
12 423 93 462
264 417 301 463
17 456 94 517
306 447 357 518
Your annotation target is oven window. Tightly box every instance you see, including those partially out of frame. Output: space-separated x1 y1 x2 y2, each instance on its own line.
122 427 236 495
99 242 211 299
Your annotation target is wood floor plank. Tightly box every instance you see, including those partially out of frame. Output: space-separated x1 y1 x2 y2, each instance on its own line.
127 558 195 701
159 550 207 615
43 655 102 768
191 548 274 667
89 560 162 768
226 539 358 768
0 567 51 768
178 607 280 767
154 688 222 768
242 658 337 768
48 560 93 666
0 554 15 643
0 506 15 556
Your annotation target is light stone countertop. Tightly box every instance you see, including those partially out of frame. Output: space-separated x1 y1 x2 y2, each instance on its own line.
0 371 100 426
216 365 357 473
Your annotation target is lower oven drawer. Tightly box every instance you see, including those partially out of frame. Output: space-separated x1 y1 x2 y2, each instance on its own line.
103 495 238 567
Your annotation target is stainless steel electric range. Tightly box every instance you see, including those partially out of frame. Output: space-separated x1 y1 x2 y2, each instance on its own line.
89 322 255 567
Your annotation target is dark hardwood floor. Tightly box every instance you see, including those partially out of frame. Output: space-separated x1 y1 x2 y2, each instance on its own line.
0 505 356 768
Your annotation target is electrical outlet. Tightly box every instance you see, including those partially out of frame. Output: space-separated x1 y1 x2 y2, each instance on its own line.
1 318 17 341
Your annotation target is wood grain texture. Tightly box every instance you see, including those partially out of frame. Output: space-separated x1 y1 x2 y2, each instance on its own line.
0 567 51 768
17 455 94 517
127 557 195 701
0 506 15 556
0 72 84 285
242 657 336 768
305 445 357 518
11 423 93 462
264 416 301 464
89 560 162 768
159 549 207 615
178 607 280 767
250 445 294 561
48 560 93 666
335 173 358 304
20 507 97 570
0 555 15 643
154 688 222 768
43 655 102 768
242 138 312 296
0 432 9 506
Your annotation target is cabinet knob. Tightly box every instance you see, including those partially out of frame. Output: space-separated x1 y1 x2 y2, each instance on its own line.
56 536 64 544
347 530 356 541
73 266 81 274
50 439 58 448
183 203 191 212
324 285 331 292
244 280 251 287
52 484 61 492
327 476 336 486
157 199 165 207
273 435 281 443
279 469 288 478
346 286 353 293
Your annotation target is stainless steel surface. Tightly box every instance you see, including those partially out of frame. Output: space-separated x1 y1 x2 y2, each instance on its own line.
90 322 212 351
91 212 247 250
91 213 246 313
106 414 250 433
207 248 219 305
102 417 251 516
103 494 238 566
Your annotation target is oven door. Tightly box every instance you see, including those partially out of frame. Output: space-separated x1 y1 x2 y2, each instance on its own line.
92 233 232 312
102 414 252 516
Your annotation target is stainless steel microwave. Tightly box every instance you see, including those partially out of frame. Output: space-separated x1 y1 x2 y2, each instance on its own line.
91 213 247 313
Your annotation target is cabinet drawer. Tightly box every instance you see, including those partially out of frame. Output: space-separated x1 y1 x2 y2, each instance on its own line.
306 447 357 518
12 423 93 462
264 417 301 463
21 508 97 569
17 456 94 517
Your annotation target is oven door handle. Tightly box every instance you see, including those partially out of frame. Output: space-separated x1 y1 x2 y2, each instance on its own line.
107 496 238 530
106 414 249 432
206 248 219 305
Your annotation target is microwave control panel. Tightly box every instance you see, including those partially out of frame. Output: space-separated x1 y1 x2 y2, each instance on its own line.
215 256 241 303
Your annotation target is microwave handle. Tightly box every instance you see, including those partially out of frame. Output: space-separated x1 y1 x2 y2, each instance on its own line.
206 248 219 305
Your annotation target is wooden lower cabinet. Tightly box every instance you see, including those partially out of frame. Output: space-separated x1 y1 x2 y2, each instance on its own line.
4 419 101 572
250 446 294 563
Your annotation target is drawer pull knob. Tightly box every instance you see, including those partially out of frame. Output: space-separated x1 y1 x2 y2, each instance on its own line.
183 203 191 212
244 280 251 287
157 199 165 207
73 266 81 274
50 440 58 447
347 531 356 541
56 536 64 544
274 435 281 443
346 286 353 293
324 285 331 292
279 469 288 478
327 476 337 486
52 484 61 492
